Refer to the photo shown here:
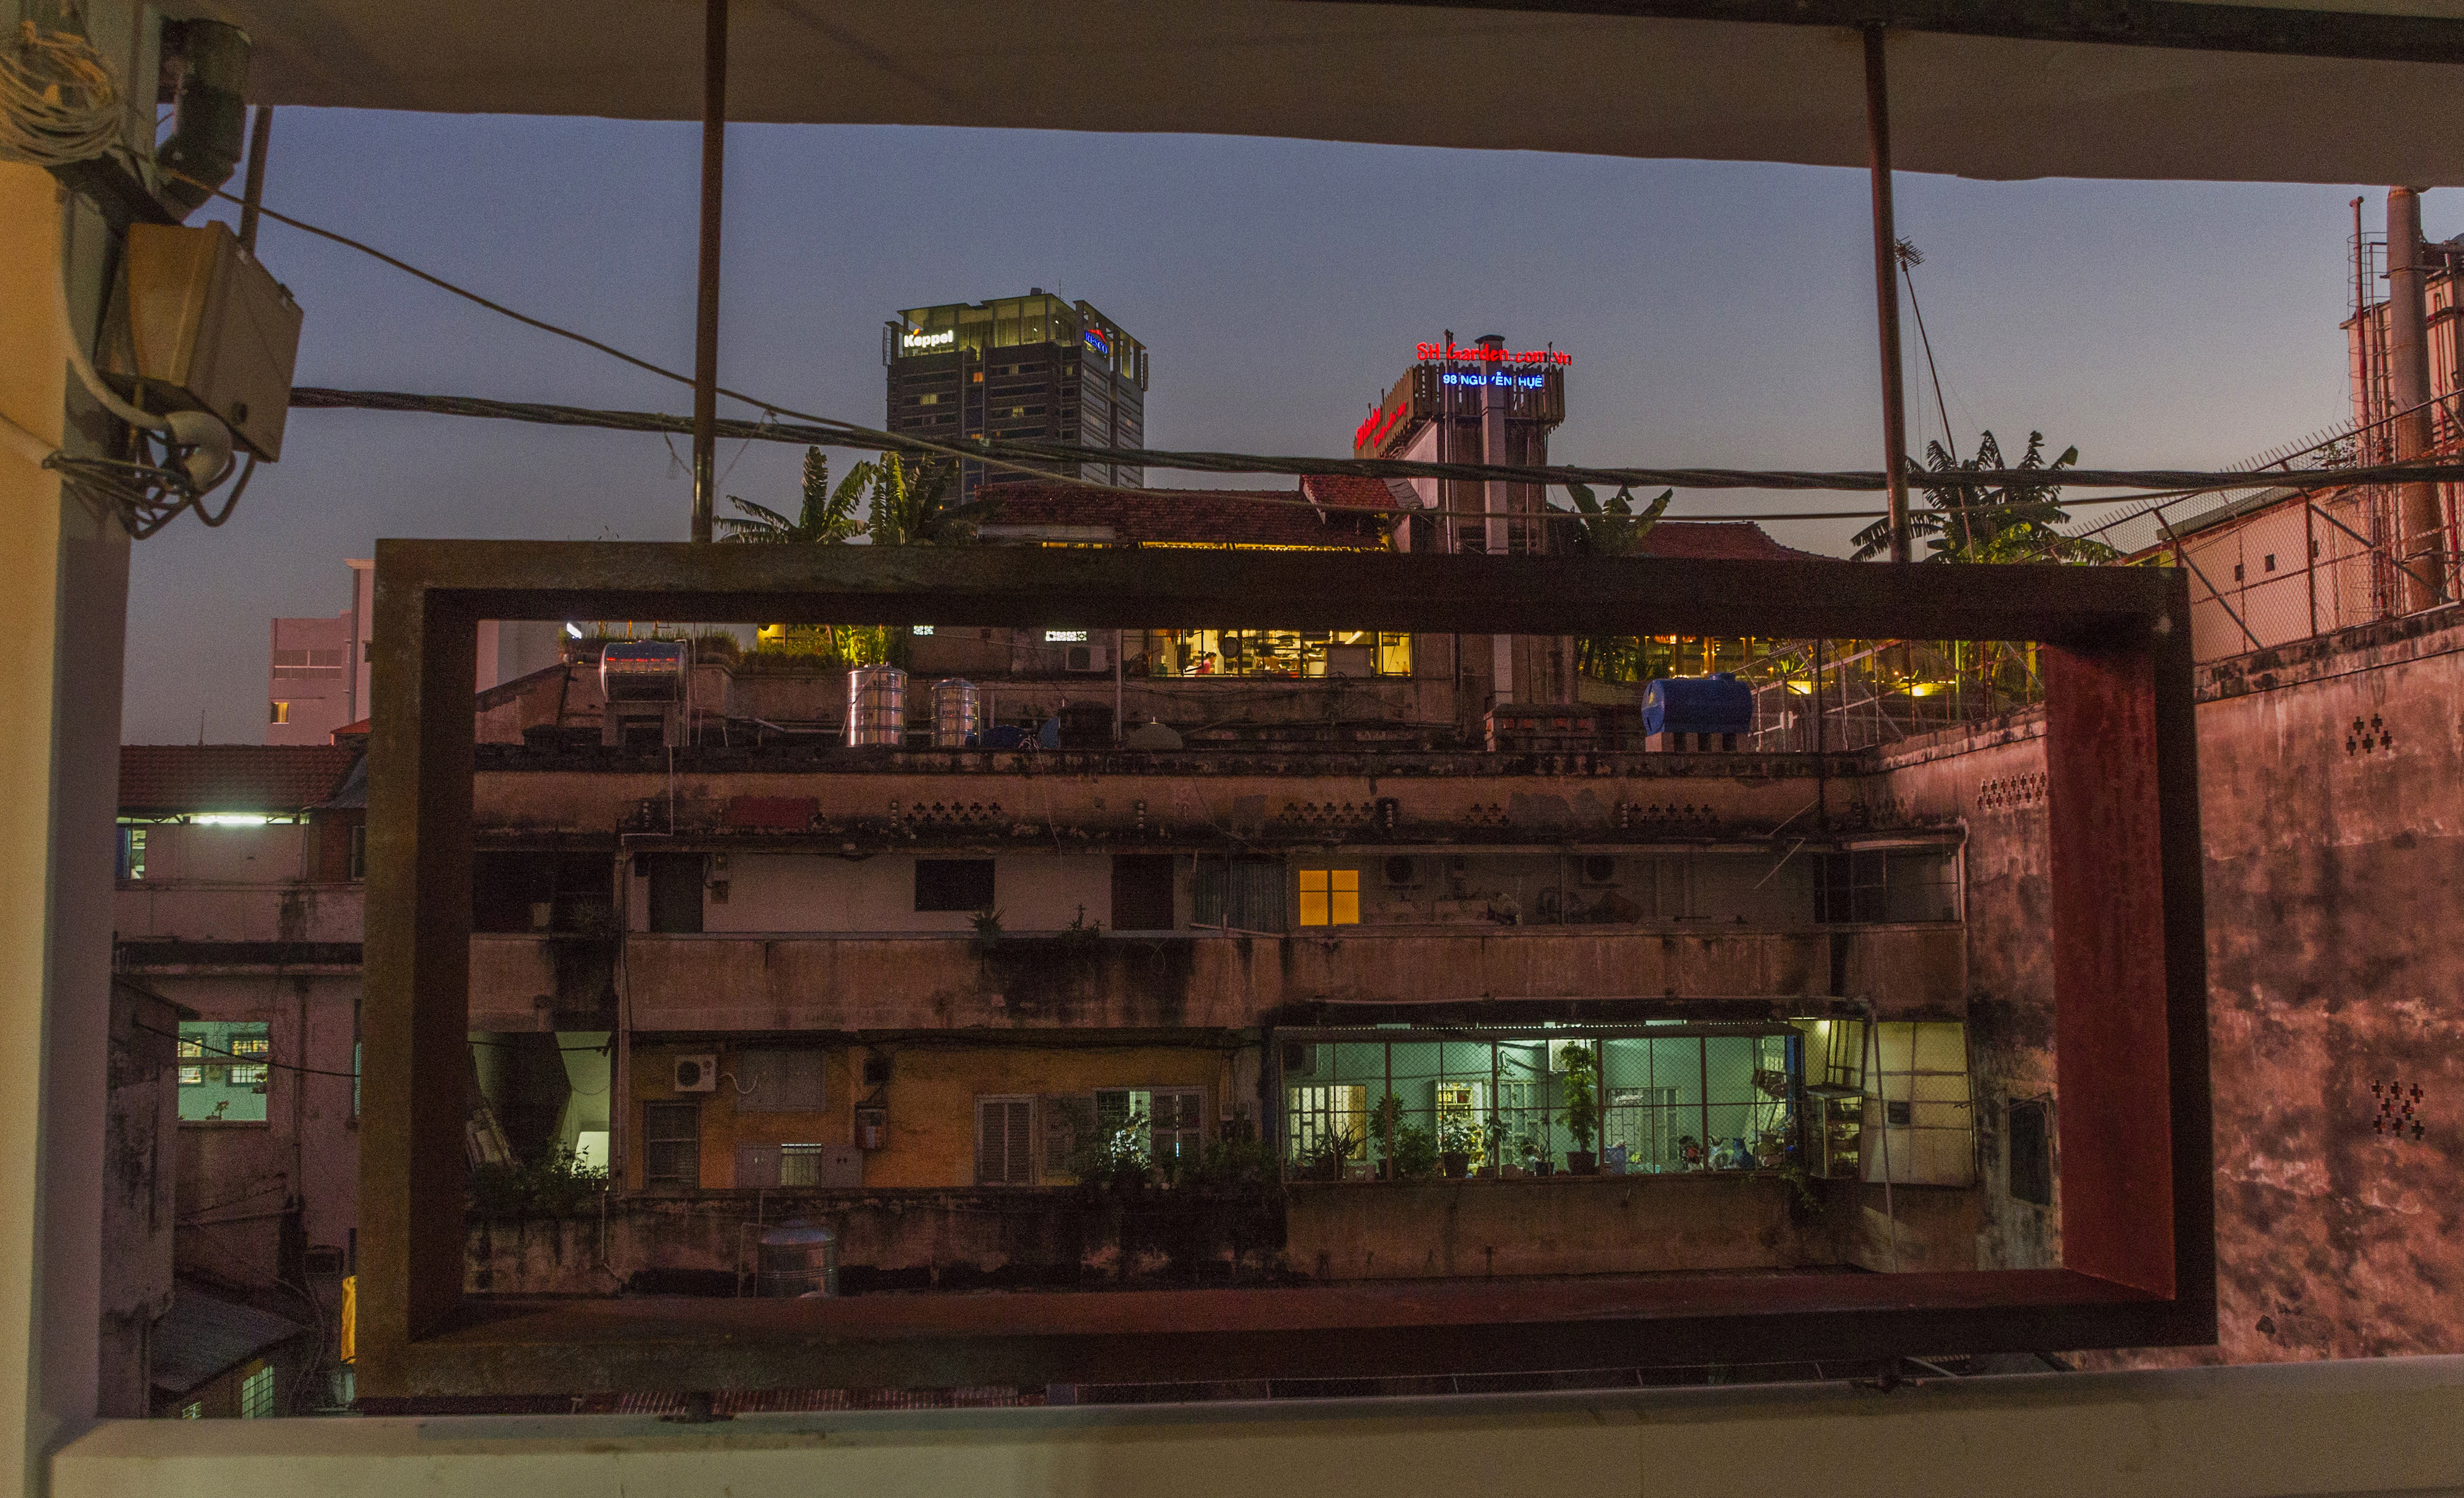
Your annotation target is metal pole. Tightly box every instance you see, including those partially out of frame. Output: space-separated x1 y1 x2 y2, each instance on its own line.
689 0 730 544
1863 25 1913 564
2387 187 2447 608
237 105 272 253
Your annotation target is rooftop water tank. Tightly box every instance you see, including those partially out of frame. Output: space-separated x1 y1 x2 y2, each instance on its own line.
932 678 979 749
1641 672 1753 737
599 640 688 702
845 665 907 747
755 1224 837 1298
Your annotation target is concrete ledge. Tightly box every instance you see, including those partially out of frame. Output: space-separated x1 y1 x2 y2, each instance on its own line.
49 1354 2464 1497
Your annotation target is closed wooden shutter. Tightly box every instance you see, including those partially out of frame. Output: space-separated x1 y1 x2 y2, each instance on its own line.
976 1097 1035 1185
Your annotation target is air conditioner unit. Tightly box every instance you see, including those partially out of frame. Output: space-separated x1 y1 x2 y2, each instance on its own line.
1383 855 1420 888
1579 855 1619 885
1063 644 1109 674
672 1054 718 1093
1280 1040 1316 1077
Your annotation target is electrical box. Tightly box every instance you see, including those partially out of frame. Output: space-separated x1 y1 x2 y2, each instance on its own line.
102 221 303 459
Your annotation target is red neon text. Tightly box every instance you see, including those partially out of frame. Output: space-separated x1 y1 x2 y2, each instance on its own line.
1416 341 1570 366
1354 400 1409 453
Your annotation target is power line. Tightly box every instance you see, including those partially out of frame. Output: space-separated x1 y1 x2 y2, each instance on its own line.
288 387 2436 519
130 1019 362 1080
200 171 2434 519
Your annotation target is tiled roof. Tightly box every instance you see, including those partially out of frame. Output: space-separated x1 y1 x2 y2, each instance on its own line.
118 744 362 815
1636 521 1830 563
151 1285 306 1396
978 482 1389 549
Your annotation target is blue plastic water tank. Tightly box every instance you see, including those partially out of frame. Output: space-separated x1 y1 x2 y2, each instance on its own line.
1641 672 1753 736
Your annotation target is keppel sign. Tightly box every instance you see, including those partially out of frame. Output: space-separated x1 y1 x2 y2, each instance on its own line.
1417 341 1569 366
900 328 956 352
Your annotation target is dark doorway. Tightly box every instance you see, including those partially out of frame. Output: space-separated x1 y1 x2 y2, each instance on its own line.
1112 854 1176 931
644 855 704 934
2008 1097 2054 1207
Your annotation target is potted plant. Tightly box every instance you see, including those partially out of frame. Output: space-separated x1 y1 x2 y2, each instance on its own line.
1370 1094 1405 1179
1436 1113 1483 1178
1301 1127 1357 1183
1560 1043 1600 1175
1390 1123 1439 1181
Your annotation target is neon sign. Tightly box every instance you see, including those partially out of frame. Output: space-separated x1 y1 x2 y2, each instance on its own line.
1083 326 1112 356
900 328 955 352
1354 400 1409 454
1441 371 1546 390
1416 341 1569 366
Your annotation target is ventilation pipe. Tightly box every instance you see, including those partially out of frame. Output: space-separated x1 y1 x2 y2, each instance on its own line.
2386 187 2447 609
156 20 251 218
1479 334 1514 703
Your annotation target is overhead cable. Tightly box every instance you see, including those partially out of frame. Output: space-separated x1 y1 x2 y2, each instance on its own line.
288 387 2455 518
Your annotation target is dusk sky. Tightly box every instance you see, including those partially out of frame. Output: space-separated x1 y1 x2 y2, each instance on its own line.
121 107 2460 743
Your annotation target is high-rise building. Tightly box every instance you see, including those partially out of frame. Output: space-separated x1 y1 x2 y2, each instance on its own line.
883 291 1147 502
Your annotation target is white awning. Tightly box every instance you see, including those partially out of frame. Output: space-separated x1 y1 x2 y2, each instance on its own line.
180 0 2464 184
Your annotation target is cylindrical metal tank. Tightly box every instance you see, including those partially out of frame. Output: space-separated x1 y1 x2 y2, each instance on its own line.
599 640 688 703
755 1225 837 1298
1641 672 1754 736
845 665 907 746
932 678 979 748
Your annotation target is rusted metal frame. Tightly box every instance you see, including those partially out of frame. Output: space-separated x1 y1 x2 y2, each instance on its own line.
689 0 728 544
1864 25 1912 564
2156 510 2262 653
1323 0 2464 66
369 542 2171 643
360 543 2209 1395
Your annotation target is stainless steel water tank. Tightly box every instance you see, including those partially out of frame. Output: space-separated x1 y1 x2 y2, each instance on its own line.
600 640 688 702
845 665 907 746
755 1224 837 1298
932 678 980 748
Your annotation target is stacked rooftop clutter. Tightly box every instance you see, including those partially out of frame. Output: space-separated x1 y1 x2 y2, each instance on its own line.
447 498 1987 1304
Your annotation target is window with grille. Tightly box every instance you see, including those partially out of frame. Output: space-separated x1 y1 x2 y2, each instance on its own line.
1297 868 1360 927
1815 848 1959 924
977 1096 1036 1184
734 1049 826 1112
238 1361 276 1419
1193 856 1288 932
1093 1088 1207 1178
642 1101 701 1189
177 1022 270 1123
736 1142 837 1188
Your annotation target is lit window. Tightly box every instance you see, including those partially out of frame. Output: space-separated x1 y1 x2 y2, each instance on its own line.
270 701 290 725
239 1361 275 1418
229 1033 270 1087
118 825 146 881
178 1022 271 1122
1297 869 1359 927
179 1401 201 1419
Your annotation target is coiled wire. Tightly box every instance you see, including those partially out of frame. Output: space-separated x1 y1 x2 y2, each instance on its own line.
0 21 121 168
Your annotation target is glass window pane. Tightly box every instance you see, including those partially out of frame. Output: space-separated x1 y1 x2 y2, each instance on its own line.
178 1022 270 1123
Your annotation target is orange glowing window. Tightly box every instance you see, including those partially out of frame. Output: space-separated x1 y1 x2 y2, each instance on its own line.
1297 869 1359 927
